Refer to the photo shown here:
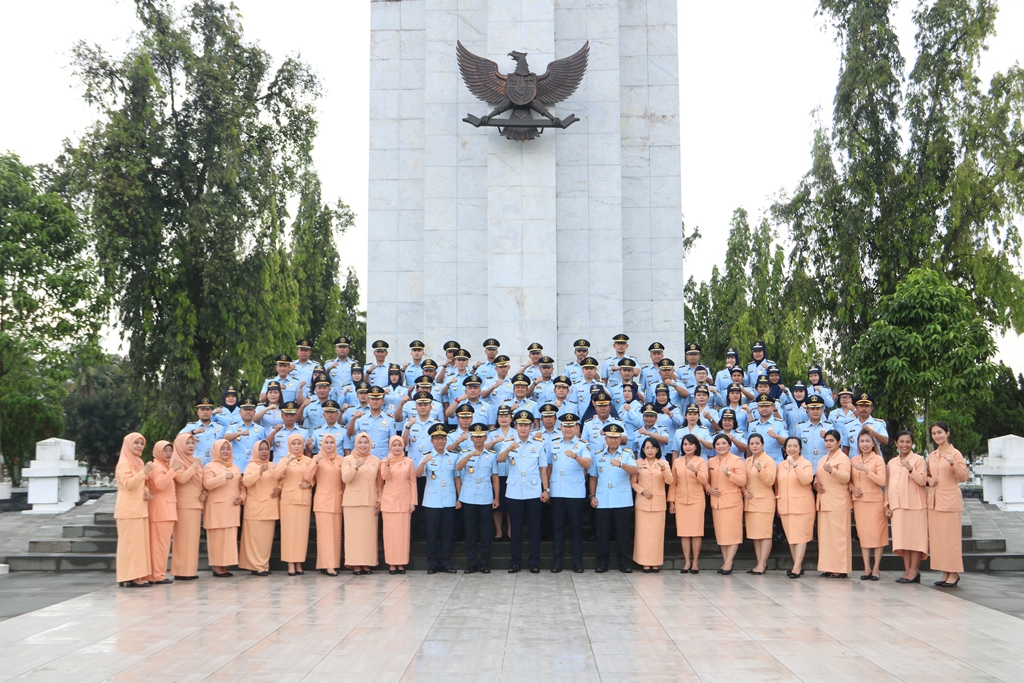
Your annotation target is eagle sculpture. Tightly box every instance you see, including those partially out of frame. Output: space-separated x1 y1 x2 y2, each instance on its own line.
457 41 589 141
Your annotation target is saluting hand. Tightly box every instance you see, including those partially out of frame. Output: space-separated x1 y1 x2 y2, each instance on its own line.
232 497 243 505
224 471 234 480
687 462 698 473
822 461 833 474
854 463 868 472
260 462 269 473
193 426 206 435
754 459 762 472
171 462 183 472
144 461 155 474
767 428 777 438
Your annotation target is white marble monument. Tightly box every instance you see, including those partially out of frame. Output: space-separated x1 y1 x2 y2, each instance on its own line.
977 434 1024 511
367 0 684 366
21 438 85 514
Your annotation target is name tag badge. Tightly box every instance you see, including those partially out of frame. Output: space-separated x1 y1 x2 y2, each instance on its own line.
608 482 613 488
599 467 604 473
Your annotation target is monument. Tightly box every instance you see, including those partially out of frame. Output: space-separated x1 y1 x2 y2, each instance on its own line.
367 0 684 364
21 438 85 514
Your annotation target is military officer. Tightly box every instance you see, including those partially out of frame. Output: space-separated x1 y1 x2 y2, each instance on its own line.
564 339 591 385
547 413 591 573
601 334 638 387
829 387 856 433
746 341 772 387
180 396 227 465
841 391 889 455
530 356 557 404
225 397 265 469
395 376 445 423
436 340 461 382
418 359 443 399
623 402 670 453
473 338 501 385
325 335 357 399
645 358 687 404
582 391 625 446
795 395 833 471
714 383 750 432
268 401 309 463
440 348 472 413
260 353 303 404
292 338 321 397
403 339 427 386
673 405 714 460
588 423 638 573
298 374 332 431
212 385 242 429
346 385 398 458
714 408 748 456
364 340 392 387
456 423 500 573
574 357 609 417
639 342 668 393
746 393 788 463
481 354 514 407
677 342 703 394
496 410 551 573
382 363 409 416
532 403 561 454
255 380 284 433
445 403 478 460
782 381 810 434
311 400 345 455
550 375 580 418
610 358 642 414
500 373 539 423
417 423 461 574
402 391 443 463
522 342 545 382
806 364 835 408
335 362 364 408
714 347 741 395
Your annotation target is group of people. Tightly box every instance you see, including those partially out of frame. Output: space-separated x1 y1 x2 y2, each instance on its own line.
113 335 970 587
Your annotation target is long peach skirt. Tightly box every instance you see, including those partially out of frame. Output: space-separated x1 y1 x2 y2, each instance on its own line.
147 520 174 582
816 509 852 574
634 509 666 566
280 503 312 563
383 511 411 565
116 517 151 583
745 511 774 540
674 501 706 537
315 512 343 569
892 509 928 558
853 500 888 549
711 506 743 546
239 519 276 572
344 506 379 567
781 512 815 544
928 509 963 572
207 527 239 567
171 508 202 577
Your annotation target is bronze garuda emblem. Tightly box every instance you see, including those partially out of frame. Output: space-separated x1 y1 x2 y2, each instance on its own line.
457 41 589 141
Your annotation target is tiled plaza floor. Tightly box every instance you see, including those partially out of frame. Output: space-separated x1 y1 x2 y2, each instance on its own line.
1 569 1022 683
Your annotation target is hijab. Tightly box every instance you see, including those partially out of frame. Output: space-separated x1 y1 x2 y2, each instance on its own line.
353 432 372 457
387 435 406 459
171 433 197 471
246 438 272 468
206 438 233 472
119 432 146 473
152 440 172 467
287 433 307 457
320 434 339 460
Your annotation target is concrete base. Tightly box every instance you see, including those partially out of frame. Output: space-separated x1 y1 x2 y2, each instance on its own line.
22 501 77 515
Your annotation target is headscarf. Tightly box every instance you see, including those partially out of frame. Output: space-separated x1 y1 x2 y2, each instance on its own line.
246 438 272 468
287 433 306 457
119 432 146 473
207 438 233 471
171 433 197 471
320 433 339 460
388 435 406 458
152 440 172 465
353 432 372 456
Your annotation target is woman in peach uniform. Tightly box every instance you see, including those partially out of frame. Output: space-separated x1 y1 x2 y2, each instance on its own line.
814 430 852 578
776 436 815 578
342 432 382 574
851 429 887 580
115 432 153 587
886 430 928 584
203 439 245 577
707 433 746 574
277 433 316 576
239 439 283 576
668 433 708 574
743 433 776 575
927 421 969 587
380 434 418 574
170 433 204 580
313 434 345 575
632 437 673 572
146 440 179 584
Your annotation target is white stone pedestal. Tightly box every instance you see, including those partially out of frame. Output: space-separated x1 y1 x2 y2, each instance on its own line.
21 438 85 515
977 434 1024 511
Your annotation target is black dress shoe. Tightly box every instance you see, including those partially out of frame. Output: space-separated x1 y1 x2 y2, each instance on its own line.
427 567 437 575
787 570 800 579
550 565 563 573
464 566 478 574
643 567 652 573
910 573 920 583
821 572 834 578
529 566 540 574
154 579 173 585
861 574 872 580
689 569 700 574
389 569 397 575
896 577 909 583
212 571 233 578
443 565 457 574
508 564 521 573
718 568 733 576
257 571 270 577
869 574 879 581
398 568 406 574
173 575 194 581
749 570 764 575
572 566 584 573
480 566 491 574
832 573 847 578
619 565 633 574
595 566 608 574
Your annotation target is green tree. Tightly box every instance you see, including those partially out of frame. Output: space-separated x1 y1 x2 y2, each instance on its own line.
972 362 1024 452
0 152 105 483
63 355 140 472
851 268 995 455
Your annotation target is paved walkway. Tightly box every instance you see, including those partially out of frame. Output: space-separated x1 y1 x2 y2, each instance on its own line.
1 570 1023 683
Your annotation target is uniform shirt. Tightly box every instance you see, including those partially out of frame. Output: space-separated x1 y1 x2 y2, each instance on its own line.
523 364 542 382
713 429 747 456
644 378 685 404
484 376 515 408
637 365 664 394
270 424 309 463
403 361 425 387
405 417 442 462
573 380 609 416
364 363 391 388
747 417 789 463
311 423 346 455
261 375 301 403
259 406 284 433
627 423 669 455
783 402 808 435
581 415 625 448
179 420 226 465
458 449 498 505
446 427 475 461
674 424 712 459
829 407 856 434
326 357 356 396
382 385 409 417
499 396 539 420
532 379 556 404
549 436 590 498
302 397 329 431
795 419 834 472
419 450 460 508
442 371 470 408
503 434 549 500
291 359 321 397
618 403 645 444
212 406 242 430
476 361 498 386
609 383 641 416
451 399 496 428
230 422 267 469
350 411 398 458
553 399 581 419
600 355 638 387
564 361 585 385
807 384 835 408
717 403 750 432
746 359 772 388
714 368 737 395
488 428 515 477
842 417 888 453
589 447 636 508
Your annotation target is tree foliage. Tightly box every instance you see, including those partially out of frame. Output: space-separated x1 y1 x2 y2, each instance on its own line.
973 362 1024 448
63 354 140 472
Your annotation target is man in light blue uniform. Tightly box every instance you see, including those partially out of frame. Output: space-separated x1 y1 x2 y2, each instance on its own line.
446 374 496 427
601 334 638 388
795 395 833 471
842 392 889 455
582 391 625 446
291 338 321 399
446 404 477 461
311 400 345 455
364 340 391 387
473 338 501 386
496 410 550 573
532 404 561 458
325 335 356 400
645 358 687 404
300 374 332 431
440 348 472 418
746 341 772 388
260 354 302 404
401 391 443 463
437 340 460 381
623 403 670 454
588 423 638 573
522 342 545 382
715 347 741 395
550 375 580 418
455 423 500 573
180 397 227 465
564 339 591 385
397 377 444 423
574 357 608 418
226 397 266 469
417 423 461 574
268 401 309 463
481 355 514 408
530 356 557 404
746 393 788 463
403 339 427 387
677 342 703 399
638 342 667 395
610 358 641 414
346 386 398 459
500 374 539 424
547 413 591 573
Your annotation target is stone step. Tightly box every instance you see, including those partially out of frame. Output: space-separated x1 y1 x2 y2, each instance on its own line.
94 512 115 524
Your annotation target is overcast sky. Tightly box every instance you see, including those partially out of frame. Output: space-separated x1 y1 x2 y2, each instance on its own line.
2 0 1023 371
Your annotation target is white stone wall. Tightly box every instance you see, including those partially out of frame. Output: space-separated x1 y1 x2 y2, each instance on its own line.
367 0 683 367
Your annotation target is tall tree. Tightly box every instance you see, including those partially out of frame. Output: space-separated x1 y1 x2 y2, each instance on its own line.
64 354 140 471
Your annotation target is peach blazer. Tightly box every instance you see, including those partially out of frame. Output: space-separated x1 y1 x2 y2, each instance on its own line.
115 459 148 519
313 456 344 514
927 448 969 512
668 455 708 505
242 460 284 520
887 453 928 510
147 460 179 522
632 459 674 512
276 456 316 506
775 457 815 515
203 462 245 529
815 451 852 511
175 462 204 510
850 452 886 502
744 453 777 513
380 456 418 513
707 453 747 509
341 455 381 507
